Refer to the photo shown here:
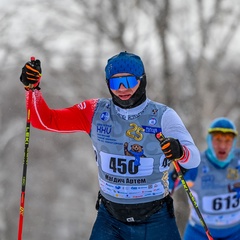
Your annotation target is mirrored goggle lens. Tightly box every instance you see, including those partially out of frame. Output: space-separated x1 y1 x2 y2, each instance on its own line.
109 76 138 90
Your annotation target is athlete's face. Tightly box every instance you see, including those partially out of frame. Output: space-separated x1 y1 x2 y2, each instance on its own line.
211 133 235 160
110 73 140 101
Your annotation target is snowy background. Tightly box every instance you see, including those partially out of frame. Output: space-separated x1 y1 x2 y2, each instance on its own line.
1 0 240 239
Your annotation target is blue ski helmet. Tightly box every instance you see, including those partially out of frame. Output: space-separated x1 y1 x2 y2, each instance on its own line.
105 51 145 79
206 117 238 168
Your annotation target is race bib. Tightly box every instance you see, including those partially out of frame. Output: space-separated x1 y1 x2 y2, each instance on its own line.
100 152 154 177
202 192 240 214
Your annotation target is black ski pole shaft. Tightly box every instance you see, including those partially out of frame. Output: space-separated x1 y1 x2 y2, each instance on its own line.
156 132 214 240
18 56 35 240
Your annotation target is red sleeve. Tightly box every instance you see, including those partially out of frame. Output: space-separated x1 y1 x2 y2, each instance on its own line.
27 90 98 134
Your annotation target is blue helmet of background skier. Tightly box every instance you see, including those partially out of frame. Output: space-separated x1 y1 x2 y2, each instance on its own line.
206 117 238 168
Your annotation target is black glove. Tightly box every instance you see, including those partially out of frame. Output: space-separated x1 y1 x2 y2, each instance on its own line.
155 133 184 161
20 58 42 90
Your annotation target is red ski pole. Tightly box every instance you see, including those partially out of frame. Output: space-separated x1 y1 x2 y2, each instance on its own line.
156 132 214 240
18 57 35 240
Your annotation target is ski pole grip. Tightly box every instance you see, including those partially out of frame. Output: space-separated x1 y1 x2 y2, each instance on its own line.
30 56 35 62
155 132 165 143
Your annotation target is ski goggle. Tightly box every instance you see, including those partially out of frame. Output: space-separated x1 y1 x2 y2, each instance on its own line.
108 75 143 90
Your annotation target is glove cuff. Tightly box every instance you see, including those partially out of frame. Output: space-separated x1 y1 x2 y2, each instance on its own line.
24 83 41 91
176 146 190 163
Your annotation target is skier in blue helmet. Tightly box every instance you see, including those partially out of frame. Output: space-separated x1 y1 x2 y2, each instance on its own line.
105 51 147 108
169 117 240 240
206 117 238 168
20 51 200 240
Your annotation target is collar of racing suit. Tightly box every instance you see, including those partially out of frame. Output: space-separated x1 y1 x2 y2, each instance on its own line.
114 99 149 120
